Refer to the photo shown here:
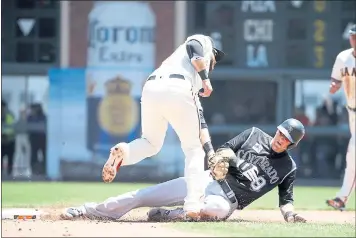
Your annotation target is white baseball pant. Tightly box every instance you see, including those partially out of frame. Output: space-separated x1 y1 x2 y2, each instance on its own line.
337 109 356 202
83 171 235 220
120 74 205 212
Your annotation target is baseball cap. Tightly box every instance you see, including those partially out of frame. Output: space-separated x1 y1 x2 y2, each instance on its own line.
207 36 226 62
349 24 356 35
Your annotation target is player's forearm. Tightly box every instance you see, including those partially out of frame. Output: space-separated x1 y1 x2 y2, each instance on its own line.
191 59 208 72
331 78 342 87
200 128 214 158
329 78 342 94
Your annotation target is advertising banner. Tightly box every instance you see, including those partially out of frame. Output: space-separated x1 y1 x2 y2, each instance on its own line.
47 68 184 181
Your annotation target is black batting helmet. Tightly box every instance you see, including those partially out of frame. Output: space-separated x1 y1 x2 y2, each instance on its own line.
207 36 226 62
277 118 305 150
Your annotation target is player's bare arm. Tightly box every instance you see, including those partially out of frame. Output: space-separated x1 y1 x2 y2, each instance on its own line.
329 54 343 94
186 39 213 97
329 78 342 94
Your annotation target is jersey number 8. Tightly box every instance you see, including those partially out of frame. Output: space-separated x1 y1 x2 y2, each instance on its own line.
250 176 266 192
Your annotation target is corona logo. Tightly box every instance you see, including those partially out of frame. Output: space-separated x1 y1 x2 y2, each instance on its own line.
98 76 139 136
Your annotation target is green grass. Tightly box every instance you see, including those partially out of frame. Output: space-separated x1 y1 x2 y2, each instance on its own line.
173 222 356 237
2 182 151 207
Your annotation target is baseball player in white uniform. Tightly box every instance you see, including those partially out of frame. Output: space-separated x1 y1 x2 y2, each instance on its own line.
101 34 226 219
326 24 356 211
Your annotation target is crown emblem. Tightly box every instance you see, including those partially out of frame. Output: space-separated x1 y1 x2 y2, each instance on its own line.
105 76 131 95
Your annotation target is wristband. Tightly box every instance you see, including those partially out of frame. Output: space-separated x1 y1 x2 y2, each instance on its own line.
198 69 209 81
203 142 214 158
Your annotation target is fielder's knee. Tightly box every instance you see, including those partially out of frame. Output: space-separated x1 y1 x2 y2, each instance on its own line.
143 137 164 155
201 196 231 220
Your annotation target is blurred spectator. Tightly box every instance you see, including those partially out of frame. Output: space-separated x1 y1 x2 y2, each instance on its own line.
27 103 47 175
210 112 226 125
311 101 338 178
316 97 338 125
232 103 249 124
14 105 32 177
315 108 333 126
338 107 349 128
294 106 310 126
1 100 16 176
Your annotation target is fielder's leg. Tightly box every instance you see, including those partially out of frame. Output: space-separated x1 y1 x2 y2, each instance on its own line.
165 94 205 218
335 137 355 203
62 176 189 220
327 111 356 210
102 84 168 182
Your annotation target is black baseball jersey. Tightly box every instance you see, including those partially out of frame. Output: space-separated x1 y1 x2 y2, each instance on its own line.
219 127 297 210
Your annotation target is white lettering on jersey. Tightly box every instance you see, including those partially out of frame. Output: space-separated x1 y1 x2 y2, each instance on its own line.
331 48 356 108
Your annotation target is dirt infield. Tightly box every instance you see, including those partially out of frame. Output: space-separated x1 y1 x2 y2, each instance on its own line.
2 208 355 237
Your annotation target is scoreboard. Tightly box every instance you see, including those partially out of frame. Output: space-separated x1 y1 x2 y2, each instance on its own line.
188 0 356 69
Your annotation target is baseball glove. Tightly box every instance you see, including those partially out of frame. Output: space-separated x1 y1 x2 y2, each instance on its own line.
208 148 234 180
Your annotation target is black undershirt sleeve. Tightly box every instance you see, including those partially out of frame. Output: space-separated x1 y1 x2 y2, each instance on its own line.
278 169 296 206
186 40 204 60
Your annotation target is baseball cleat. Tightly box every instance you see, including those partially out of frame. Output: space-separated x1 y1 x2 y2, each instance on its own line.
326 197 345 211
185 211 201 221
102 142 127 183
147 207 185 222
61 206 86 220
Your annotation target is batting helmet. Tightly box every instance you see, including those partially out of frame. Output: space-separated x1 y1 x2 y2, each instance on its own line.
349 24 356 35
277 118 305 150
207 36 226 62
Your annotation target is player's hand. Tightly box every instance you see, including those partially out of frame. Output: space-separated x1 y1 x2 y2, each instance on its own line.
237 161 259 182
199 79 213 97
329 82 341 94
284 212 307 223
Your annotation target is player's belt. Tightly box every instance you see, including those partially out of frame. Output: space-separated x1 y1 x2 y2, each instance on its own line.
347 105 356 112
146 74 185 81
217 180 238 205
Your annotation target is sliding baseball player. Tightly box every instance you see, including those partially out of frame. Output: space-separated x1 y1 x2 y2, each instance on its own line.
326 24 356 211
62 118 306 223
101 34 225 219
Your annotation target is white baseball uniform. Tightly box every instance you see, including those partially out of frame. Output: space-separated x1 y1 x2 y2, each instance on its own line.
120 34 214 213
83 170 235 220
331 48 356 202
